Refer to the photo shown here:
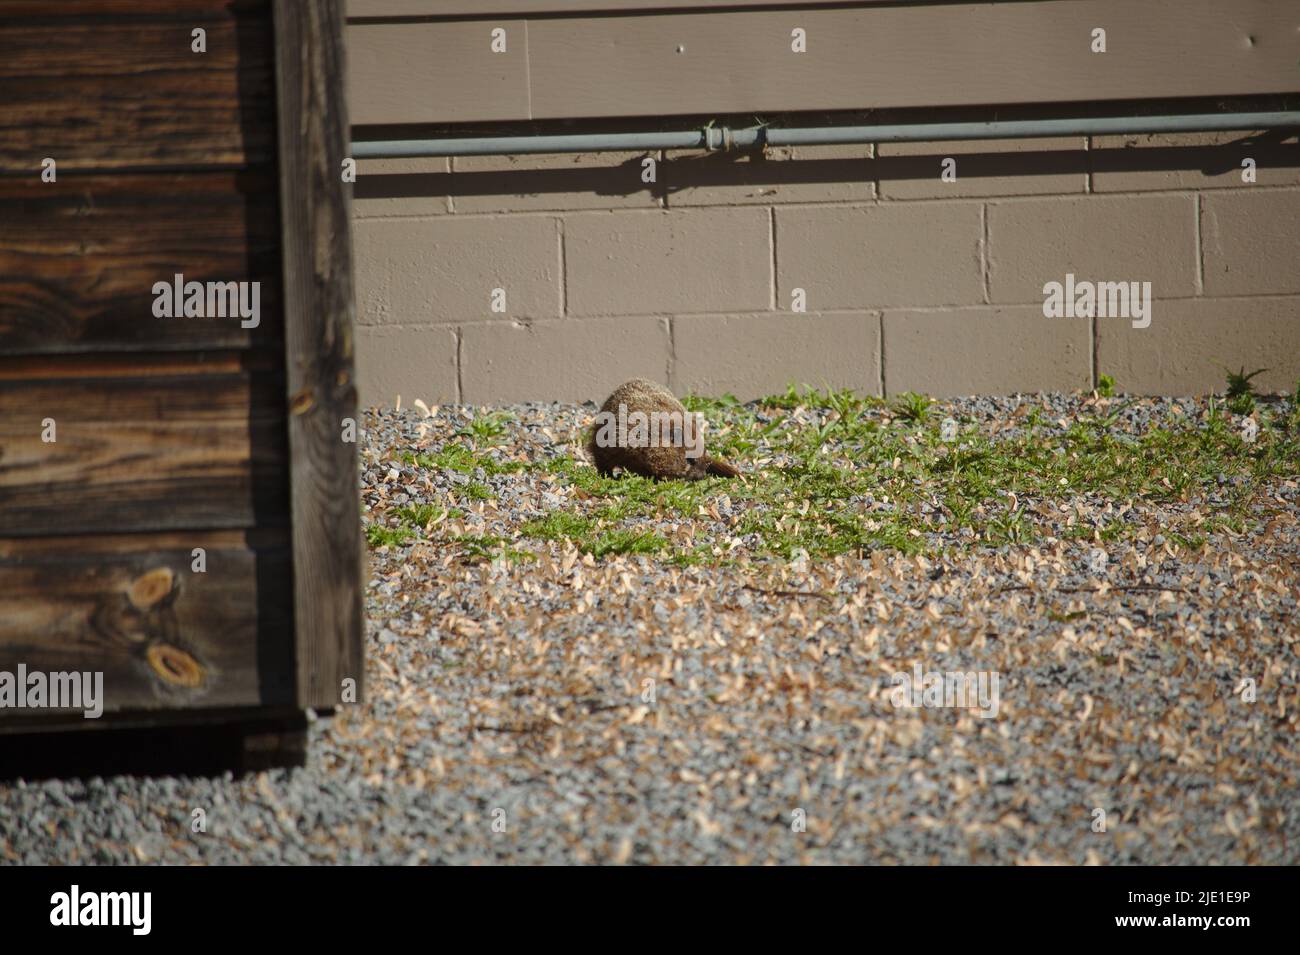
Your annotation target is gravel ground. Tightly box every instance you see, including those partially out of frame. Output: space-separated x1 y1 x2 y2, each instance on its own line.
2 393 1297 865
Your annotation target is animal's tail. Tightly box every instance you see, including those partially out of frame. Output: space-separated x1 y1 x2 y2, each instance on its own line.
704 456 740 478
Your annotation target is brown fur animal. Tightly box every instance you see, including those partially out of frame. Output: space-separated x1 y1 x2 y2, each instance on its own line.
587 379 740 480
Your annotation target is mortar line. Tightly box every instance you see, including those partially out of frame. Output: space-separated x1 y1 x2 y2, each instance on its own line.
666 316 676 389
868 141 879 200
769 205 778 311
558 216 568 315
358 288 1299 332
352 183 1300 223
980 202 991 304
455 326 464 404
658 149 667 208
1085 134 1093 194
877 311 887 397
522 21 533 120
1194 193 1205 296
1091 313 1098 391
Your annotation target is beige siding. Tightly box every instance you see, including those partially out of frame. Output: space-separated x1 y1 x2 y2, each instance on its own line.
1096 297 1300 396
876 138 1088 200
348 20 529 124
460 316 671 404
883 305 1092 396
345 2 1300 405
348 1 913 14
672 312 881 401
352 136 1300 405
564 208 773 316
987 195 1200 304
1201 190 1300 297
776 203 985 310
349 1 1300 125
356 325 459 407
665 145 875 207
353 215 562 325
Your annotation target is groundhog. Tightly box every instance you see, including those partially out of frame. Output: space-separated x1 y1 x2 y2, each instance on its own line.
587 379 740 480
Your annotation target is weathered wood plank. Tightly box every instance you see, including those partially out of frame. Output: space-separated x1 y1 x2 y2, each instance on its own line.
0 530 293 718
0 704 304 738
0 351 276 381
0 172 280 355
0 359 288 537
273 0 365 708
0 11 274 170
0 0 267 17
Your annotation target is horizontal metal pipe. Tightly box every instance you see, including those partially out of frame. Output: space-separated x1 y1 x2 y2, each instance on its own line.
351 110 1300 158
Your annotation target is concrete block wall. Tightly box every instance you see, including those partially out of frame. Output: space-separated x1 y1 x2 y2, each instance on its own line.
352 131 1300 407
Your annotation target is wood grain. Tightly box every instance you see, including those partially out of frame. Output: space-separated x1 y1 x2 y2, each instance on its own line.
0 172 280 355
0 530 293 717
274 0 365 709
0 0 267 16
0 360 288 537
0 9 273 170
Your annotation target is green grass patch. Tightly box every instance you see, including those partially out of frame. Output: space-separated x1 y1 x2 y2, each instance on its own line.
535 381 1300 564
462 482 493 501
401 445 526 476
587 529 668 559
365 524 414 548
448 533 534 564
392 503 460 528
375 380 1299 566
455 410 515 446
521 511 596 541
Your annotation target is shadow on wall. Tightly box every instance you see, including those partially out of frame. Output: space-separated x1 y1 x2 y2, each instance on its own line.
352 131 1300 202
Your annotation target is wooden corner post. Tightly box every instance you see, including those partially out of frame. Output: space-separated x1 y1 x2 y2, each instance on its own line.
271 0 364 709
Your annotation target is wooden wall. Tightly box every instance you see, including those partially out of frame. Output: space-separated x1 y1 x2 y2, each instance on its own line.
346 0 1300 125
0 0 295 721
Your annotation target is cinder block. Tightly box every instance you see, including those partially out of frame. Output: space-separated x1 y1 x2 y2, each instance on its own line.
776 203 983 310
882 305 1090 396
355 325 459 409
987 194 1197 304
353 215 561 325
665 144 872 206
1096 296 1300 395
877 137 1086 199
354 157 451 218
452 152 659 213
671 311 880 400
460 316 671 403
1091 131 1300 192
564 208 771 316
1202 189 1300 296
